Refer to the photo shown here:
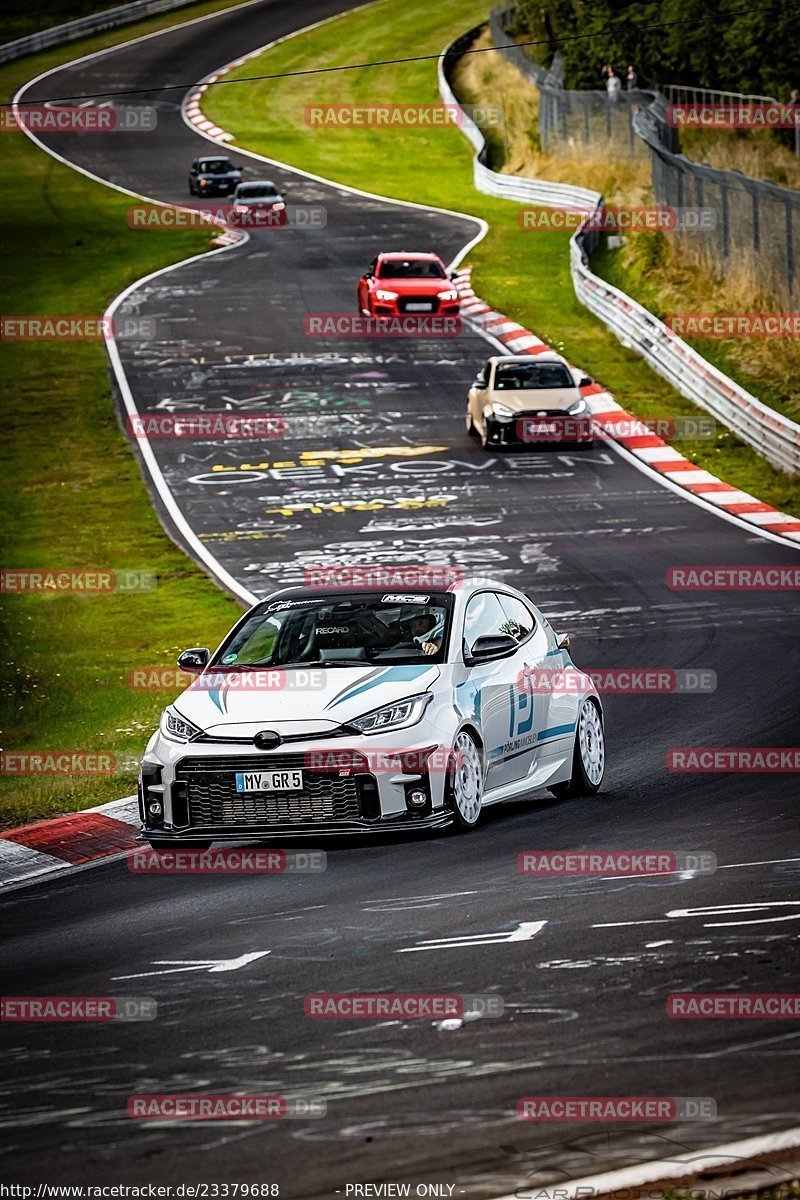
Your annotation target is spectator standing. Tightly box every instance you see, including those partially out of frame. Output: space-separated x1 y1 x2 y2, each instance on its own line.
607 68 622 101
626 64 638 90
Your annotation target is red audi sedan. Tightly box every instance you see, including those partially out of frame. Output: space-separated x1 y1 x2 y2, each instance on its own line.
357 251 460 317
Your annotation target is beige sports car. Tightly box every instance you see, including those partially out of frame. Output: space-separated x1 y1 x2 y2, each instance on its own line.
466 354 594 450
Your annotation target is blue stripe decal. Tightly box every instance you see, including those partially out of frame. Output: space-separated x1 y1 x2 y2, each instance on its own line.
538 722 575 740
326 664 432 710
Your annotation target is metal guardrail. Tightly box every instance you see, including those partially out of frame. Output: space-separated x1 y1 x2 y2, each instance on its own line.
571 231 800 476
439 30 600 212
438 28 800 477
0 0 200 64
660 84 778 107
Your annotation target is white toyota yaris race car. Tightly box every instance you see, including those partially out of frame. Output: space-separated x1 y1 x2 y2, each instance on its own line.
138 580 605 846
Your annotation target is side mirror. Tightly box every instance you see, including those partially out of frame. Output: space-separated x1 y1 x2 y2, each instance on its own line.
473 377 487 389
578 375 593 388
467 633 518 663
557 633 571 652
177 647 210 675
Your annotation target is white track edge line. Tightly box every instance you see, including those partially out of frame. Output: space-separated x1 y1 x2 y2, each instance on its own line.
484 1125 800 1200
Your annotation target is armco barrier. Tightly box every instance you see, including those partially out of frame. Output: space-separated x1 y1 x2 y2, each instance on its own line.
0 0 200 64
438 29 800 477
439 29 600 213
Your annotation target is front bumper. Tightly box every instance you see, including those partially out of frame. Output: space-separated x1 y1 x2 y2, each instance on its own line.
486 413 594 448
138 737 454 842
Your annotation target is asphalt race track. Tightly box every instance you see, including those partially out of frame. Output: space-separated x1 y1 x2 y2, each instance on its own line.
3 0 799 1191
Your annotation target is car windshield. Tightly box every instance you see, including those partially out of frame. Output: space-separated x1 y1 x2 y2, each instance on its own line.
213 593 453 667
378 259 447 279
494 362 573 390
199 159 234 173
238 185 279 198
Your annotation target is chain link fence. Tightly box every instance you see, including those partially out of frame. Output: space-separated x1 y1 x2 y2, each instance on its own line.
488 6 653 161
490 5 800 302
634 96 800 303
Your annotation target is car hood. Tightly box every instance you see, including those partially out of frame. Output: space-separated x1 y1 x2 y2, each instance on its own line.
488 385 582 413
236 195 282 206
376 277 451 294
172 662 441 736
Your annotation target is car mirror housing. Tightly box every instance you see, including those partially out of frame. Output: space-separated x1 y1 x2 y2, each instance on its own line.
466 634 518 663
578 375 593 387
177 647 210 674
557 633 571 652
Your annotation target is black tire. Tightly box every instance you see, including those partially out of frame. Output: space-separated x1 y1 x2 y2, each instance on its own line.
146 839 212 850
548 699 604 799
445 729 484 830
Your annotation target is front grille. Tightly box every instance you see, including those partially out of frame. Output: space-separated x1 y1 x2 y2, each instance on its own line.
175 754 363 827
516 408 571 418
398 295 440 313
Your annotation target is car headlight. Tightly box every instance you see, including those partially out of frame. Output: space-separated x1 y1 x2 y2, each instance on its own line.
568 398 587 415
272 201 285 210
199 178 207 186
437 289 458 301
374 289 399 301
492 401 515 418
349 693 432 735
160 707 202 743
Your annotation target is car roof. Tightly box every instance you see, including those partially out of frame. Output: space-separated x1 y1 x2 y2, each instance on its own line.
237 179 278 188
257 578 519 607
487 352 567 366
377 251 442 260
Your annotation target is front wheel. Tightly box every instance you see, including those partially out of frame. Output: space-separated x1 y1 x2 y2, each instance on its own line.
447 729 484 829
548 699 604 798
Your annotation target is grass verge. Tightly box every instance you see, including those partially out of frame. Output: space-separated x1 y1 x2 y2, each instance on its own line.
0 0 255 828
204 0 800 516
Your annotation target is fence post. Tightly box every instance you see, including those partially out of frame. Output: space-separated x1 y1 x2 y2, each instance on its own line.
786 197 795 297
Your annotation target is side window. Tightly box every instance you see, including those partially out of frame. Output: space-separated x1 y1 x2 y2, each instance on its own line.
463 592 509 653
497 594 536 643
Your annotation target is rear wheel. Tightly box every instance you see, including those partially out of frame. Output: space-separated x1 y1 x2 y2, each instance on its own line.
548 699 604 798
447 730 484 829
